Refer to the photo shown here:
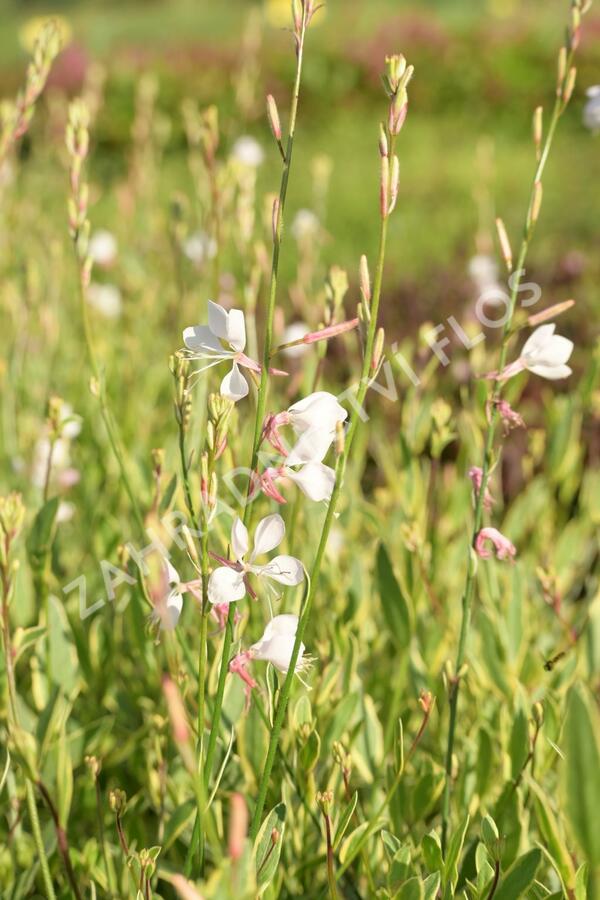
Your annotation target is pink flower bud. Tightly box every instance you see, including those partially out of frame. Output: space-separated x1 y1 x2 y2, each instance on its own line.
468 466 494 510
228 793 248 862
303 318 359 344
475 527 516 561
496 399 526 432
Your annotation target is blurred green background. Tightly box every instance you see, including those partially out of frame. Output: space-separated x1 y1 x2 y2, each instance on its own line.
1 0 599 332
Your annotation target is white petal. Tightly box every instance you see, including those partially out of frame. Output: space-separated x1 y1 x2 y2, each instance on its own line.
260 554 304 586
183 325 223 354
225 309 246 352
208 567 246 604
528 363 572 380
251 634 305 673
208 301 230 341
251 514 285 559
231 517 249 562
542 335 574 366
220 363 249 402
286 462 335 501
286 426 334 466
261 614 299 641
165 589 183 629
165 559 180 586
288 392 347 435
522 323 556 358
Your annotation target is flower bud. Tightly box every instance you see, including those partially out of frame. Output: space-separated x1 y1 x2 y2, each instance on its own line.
389 155 400 213
109 788 127 814
495 217 513 271
359 254 371 304
316 790 334 815
562 67 577 105
380 155 390 219
378 123 389 158
266 94 282 142
533 106 543 159
372 327 385 372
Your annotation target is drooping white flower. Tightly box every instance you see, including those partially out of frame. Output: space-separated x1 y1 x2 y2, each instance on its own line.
264 391 347 457
493 323 574 382
468 253 506 306
231 135 264 168
183 301 270 402
291 208 319 240
87 283 122 319
583 85 600 132
88 229 118 267
208 514 304 605
31 403 81 489
183 230 218 267
250 614 311 674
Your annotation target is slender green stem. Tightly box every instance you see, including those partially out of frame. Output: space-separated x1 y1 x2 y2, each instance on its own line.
324 812 338 900
440 59 574 851
250 127 397 839
25 780 56 900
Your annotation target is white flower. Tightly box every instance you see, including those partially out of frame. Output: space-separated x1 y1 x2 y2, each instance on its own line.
183 301 260 402
231 135 264 168
88 230 118 267
183 231 217 267
87 283 122 319
468 254 498 289
151 560 184 630
583 85 600 132
281 321 309 359
494 323 574 382
250 614 310 674
208 514 304 606
280 427 337 502
291 208 319 240
286 392 347 437
520 323 574 380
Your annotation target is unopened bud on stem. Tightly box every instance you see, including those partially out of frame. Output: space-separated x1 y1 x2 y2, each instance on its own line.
495 217 513 271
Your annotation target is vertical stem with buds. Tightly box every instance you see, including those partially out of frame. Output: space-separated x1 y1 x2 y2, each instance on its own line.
250 53 412 839
440 2 586 852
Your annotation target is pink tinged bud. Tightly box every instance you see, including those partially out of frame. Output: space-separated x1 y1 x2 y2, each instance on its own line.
360 254 371 303
303 318 359 345
229 651 258 710
267 94 282 142
228 793 248 862
496 399 525 432
468 466 493 510
475 527 516 562
378 123 389 158
388 98 408 136
389 155 400 214
495 217 513 271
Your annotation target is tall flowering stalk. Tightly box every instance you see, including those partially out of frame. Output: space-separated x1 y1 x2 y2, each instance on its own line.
440 0 589 851
184 0 315 871
249 52 413 839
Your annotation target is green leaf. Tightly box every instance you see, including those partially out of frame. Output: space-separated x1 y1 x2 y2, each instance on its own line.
508 706 529 780
395 876 424 900
494 848 541 900
574 863 588 900
376 543 410 648
26 497 59 576
253 802 285 894
163 799 196 850
159 474 177 514
562 683 600 866
442 816 469 899
529 781 576 891
422 830 443 873
56 728 73 827
47 595 78 693
333 791 357 851
422 872 441 900
13 625 46 664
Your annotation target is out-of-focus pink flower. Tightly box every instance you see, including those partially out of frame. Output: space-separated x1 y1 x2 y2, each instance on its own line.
475 527 516 562
229 650 257 709
496 399 525 433
468 466 493 510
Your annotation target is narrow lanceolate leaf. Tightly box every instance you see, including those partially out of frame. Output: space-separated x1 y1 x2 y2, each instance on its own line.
333 791 358 851
494 848 542 900
56 728 73 827
26 496 59 576
442 816 469 899
529 780 576 891
562 683 600 866
376 543 410 647
253 802 286 894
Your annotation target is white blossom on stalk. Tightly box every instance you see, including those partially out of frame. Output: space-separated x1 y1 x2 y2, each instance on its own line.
183 301 285 402
150 559 202 630
88 229 118 267
231 135 264 168
583 85 600 132
250 614 311 675
264 391 347 456
208 514 304 605
491 324 573 382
